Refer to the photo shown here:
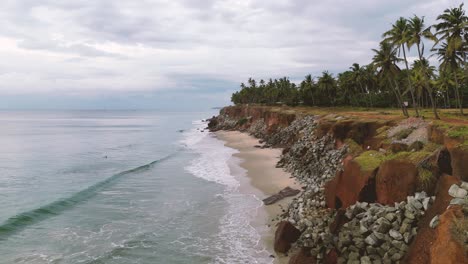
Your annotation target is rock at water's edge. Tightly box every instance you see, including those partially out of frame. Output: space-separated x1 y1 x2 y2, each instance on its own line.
274 221 301 253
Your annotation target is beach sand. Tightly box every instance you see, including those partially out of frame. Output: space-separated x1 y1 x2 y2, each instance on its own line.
216 131 301 264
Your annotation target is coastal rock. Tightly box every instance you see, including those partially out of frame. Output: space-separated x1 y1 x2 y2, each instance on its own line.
263 187 301 205
448 184 467 198
274 221 301 253
288 247 317 264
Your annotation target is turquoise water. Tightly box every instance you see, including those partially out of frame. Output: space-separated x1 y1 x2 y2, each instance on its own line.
0 110 272 264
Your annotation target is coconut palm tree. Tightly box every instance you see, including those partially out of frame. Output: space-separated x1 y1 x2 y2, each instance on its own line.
383 17 420 117
317 71 337 106
349 63 370 107
433 3 467 114
407 15 440 119
372 41 409 117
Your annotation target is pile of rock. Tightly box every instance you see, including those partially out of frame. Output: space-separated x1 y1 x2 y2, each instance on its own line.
265 115 317 146
337 192 434 263
208 114 239 130
273 118 349 258
247 119 267 138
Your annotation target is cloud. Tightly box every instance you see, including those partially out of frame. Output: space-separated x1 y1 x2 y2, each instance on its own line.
0 0 459 108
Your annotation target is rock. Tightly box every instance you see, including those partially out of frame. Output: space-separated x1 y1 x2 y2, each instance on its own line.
274 221 301 253
288 247 316 264
263 187 301 205
460 181 468 190
348 251 359 260
422 197 431 210
360 256 372 264
450 198 467 206
389 229 403 240
429 215 440 229
365 234 378 246
448 184 467 198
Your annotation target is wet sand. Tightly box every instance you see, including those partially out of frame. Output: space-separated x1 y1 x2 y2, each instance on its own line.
216 131 302 264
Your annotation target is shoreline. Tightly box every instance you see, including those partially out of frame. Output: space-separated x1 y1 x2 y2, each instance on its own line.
215 131 302 264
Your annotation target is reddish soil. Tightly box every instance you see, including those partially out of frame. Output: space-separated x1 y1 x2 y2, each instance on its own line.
430 205 467 264
325 157 376 209
404 174 461 264
375 160 418 205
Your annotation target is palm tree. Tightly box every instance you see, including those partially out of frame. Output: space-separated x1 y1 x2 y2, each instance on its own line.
383 17 420 117
407 15 440 119
317 71 337 106
435 70 455 108
349 63 371 107
433 3 467 115
372 41 409 117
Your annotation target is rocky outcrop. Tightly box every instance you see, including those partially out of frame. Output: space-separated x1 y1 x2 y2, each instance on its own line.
263 187 301 205
275 221 302 253
209 105 468 263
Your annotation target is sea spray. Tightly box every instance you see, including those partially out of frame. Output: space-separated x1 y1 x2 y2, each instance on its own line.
182 120 273 264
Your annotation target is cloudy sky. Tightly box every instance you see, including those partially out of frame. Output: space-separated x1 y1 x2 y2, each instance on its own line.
0 0 459 109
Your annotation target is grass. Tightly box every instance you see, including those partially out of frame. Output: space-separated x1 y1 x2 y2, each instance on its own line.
417 167 435 191
344 138 363 156
394 128 414 140
354 150 384 172
384 151 432 164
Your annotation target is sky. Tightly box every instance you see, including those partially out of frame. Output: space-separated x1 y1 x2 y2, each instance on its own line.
0 0 460 110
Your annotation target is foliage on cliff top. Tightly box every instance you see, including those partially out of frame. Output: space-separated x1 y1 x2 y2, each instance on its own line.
384 151 432 164
354 150 384 172
345 139 364 157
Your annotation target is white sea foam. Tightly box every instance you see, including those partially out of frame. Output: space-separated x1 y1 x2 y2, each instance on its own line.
182 121 273 264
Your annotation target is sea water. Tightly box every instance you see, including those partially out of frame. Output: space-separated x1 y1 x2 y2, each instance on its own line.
0 110 272 264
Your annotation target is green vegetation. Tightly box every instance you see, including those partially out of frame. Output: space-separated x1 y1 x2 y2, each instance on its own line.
384 151 432 164
354 151 385 172
344 139 364 156
231 4 468 120
237 117 248 126
395 128 414 140
447 126 468 138
417 167 435 192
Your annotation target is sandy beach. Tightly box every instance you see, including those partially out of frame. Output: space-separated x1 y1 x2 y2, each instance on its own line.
216 131 302 263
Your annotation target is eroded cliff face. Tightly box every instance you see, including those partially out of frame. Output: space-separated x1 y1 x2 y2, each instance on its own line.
208 105 468 264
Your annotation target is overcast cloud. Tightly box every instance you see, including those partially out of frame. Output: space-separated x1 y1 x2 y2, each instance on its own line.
0 0 459 109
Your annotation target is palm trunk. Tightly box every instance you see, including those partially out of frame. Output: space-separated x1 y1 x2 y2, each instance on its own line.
392 79 409 117
416 44 440 119
453 72 464 115
358 81 369 107
402 45 420 117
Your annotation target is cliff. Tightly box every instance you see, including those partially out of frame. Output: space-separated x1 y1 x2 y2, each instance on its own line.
209 105 468 264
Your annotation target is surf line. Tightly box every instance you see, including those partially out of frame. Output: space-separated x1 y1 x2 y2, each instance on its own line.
0 154 175 240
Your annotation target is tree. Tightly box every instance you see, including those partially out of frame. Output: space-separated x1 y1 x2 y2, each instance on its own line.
372 41 409 117
383 17 420 116
407 15 440 119
317 71 337 106
433 3 467 115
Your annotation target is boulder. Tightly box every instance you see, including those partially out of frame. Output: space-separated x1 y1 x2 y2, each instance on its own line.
275 221 301 253
263 187 301 205
448 184 467 198
288 247 316 264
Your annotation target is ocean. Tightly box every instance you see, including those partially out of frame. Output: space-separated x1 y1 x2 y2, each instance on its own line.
0 110 272 264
